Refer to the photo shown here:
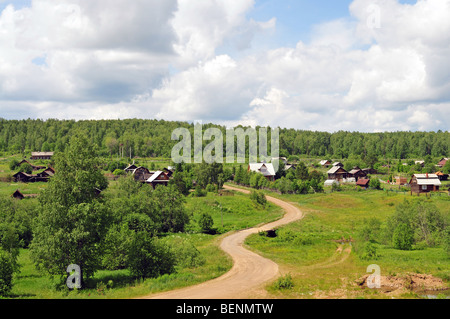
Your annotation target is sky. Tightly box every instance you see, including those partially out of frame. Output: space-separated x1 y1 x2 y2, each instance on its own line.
0 0 449 132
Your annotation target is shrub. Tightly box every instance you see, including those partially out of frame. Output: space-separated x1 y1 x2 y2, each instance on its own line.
360 242 379 260
165 237 205 268
193 186 207 197
112 169 125 176
0 249 14 296
205 184 216 193
250 190 267 207
369 178 381 189
127 232 175 279
273 274 294 290
392 223 414 250
198 212 214 234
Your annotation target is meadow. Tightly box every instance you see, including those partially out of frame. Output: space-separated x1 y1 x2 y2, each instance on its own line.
244 188 450 299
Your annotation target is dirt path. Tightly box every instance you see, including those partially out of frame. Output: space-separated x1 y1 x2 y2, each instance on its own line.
139 184 304 299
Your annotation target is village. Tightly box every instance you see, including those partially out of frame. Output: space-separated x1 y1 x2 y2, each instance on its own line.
8 151 450 199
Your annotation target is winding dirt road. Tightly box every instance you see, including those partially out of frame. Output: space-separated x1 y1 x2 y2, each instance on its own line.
140 184 304 299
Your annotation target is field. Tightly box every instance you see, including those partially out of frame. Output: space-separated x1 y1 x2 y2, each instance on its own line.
244 188 450 299
3 189 282 299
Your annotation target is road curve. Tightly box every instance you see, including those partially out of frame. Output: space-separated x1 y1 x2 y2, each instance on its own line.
139 184 304 299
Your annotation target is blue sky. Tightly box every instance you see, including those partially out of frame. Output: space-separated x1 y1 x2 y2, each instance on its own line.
0 0 448 132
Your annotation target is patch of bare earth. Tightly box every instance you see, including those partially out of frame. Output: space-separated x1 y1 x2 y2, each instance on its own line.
355 272 448 296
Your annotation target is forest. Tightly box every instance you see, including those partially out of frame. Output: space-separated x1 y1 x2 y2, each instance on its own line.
0 118 448 160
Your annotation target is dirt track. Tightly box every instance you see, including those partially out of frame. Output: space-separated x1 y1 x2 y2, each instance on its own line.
140 184 304 299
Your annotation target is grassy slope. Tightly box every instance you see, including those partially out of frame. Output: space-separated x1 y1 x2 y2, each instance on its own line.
244 189 450 299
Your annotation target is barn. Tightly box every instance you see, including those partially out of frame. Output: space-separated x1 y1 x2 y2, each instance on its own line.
146 171 170 189
327 166 348 181
30 152 54 160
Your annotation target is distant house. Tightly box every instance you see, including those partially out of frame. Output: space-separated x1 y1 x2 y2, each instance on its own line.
13 167 55 183
437 158 448 168
11 190 24 200
348 167 367 182
30 152 54 160
163 166 175 177
17 159 45 171
332 162 344 168
435 171 449 181
124 164 138 173
272 157 287 164
356 178 370 188
415 160 425 167
248 163 276 181
409 173 441 194
284 164 296 172
11 190 37 200
146 171 170 189
395 176 408 185
324 179 339 187
131 166 152 182
327 166 348 181
13 172 33 183
320 160 331 167
362 168 377 175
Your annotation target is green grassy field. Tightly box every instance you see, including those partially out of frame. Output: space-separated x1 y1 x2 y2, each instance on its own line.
244 188 450 299
3 188 283 299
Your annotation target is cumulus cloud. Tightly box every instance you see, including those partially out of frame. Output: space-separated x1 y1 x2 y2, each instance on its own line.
0 0 449 132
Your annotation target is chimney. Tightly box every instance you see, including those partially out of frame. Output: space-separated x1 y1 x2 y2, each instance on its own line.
426 173 428 178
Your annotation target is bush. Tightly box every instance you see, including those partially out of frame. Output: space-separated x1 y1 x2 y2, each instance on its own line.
392 223 414 250
272 274 294 290
205 184 216 193
250 190 267 207
193 185 207 197
9 159 19 171
112 169 125 176
360 242 379 260
369 178 381 189
165 237 205 268
198 212 214 234
127 232 175 279
0 249 14 296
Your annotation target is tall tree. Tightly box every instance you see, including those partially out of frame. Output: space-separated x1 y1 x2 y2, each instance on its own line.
30 134 109 286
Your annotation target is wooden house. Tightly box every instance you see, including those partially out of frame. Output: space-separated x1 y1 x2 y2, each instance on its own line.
435 171 449 181
362 168 377 175
327 166 348 181
11 190 24 200
248 163 276 181
409 174 441 194
437 158 448 168
146 171 170 189
17 159 45 171
319 160 331 167
356 178 370 188
348 167 367 182
13 172 33 183
30 152 54 160
332 162 344 168
395 176 408 185
163 166 175 177
124 164 138 173
131 166 152 182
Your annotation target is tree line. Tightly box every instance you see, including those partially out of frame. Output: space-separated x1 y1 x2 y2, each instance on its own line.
0 118 448 159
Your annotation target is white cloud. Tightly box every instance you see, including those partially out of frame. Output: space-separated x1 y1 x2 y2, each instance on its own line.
0 0 449 132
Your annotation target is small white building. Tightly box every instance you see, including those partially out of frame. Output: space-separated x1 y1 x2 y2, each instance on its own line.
248 163 276 181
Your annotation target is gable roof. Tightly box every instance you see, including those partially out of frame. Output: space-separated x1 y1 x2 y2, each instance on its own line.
356 179 370 186
411 174 441 186
146 171 169 183
327 166 347 174
248 163 276 177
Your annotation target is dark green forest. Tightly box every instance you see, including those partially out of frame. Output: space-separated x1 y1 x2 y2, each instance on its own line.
0 118 448 159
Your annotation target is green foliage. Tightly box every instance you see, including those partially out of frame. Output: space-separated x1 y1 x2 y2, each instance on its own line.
9 159 19 171
392 223 414 250
102 224 134 270
127 232 175 279
30 135 110 282
250 190 267 207
0 249 14 296
360 242 380 260
18 162 33 174
369 178 381 189
164 236 205 268
112 169 125 175
198 212 214 234
193 185 207 197
272 273 294 290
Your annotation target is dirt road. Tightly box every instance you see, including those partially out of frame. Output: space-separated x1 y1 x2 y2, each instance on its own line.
140 184 303 299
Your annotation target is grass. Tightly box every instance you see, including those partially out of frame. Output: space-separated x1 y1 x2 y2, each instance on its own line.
3 188 282 299
244 187 450 299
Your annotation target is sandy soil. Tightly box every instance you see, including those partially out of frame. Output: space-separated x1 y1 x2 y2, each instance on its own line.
138 184 304 299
